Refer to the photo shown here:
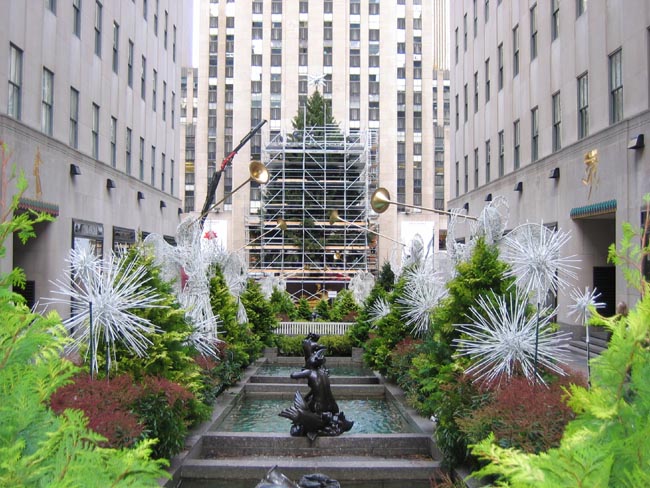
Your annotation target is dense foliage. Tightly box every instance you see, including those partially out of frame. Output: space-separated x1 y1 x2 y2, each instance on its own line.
0 160 168 486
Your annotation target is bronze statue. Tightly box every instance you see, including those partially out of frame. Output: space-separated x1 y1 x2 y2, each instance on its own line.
279 334 353 440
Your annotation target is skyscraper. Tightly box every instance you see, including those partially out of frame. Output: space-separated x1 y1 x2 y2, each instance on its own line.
185 0 451 289
0 0 192 312
450 0 650 318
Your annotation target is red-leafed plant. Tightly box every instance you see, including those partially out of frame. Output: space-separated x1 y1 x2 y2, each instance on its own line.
50 374 143 448
457 372 586 454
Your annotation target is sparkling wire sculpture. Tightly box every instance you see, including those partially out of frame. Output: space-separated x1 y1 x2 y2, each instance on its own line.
502 222 578 382
349 271 375 304
49 247 163 374
260 274 287 299
368 297 391 324
144 217 228 356
472 195 509 245
567 286 605 384
454 292 572 385
397 264 448 336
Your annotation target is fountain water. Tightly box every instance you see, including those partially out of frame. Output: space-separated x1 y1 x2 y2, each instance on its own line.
167 343 444 487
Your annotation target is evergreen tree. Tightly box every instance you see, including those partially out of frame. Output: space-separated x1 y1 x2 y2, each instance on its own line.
291 90 339 138
241 279 278 346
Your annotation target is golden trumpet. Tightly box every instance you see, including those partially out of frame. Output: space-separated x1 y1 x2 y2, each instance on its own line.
371 187 477 220
328 210 405 246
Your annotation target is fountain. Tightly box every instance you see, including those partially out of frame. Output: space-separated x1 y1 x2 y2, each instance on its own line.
167 338 443 487
279 333 354 440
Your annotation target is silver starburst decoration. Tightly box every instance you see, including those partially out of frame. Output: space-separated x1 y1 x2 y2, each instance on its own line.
503 223 578 305
567 286 605 384
397 264 448 336
49 247 163 373
368 297 391 324
567 286 605 325
472 195 509 245
454 292 572 385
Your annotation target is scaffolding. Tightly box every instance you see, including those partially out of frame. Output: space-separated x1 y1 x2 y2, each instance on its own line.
245 125 376 300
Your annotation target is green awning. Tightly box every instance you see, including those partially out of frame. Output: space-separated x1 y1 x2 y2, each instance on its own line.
570 199 616 219
17 197 59 217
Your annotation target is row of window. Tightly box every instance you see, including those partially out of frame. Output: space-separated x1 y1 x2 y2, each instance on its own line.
457 0 587 63
455 52 623 197
8 49 174 195
455 47 623 137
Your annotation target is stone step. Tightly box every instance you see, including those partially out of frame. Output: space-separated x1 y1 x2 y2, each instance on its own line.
249 375 380 385
200 432 435 459
243 383 386 398
180 455 443 483
568 338 608 356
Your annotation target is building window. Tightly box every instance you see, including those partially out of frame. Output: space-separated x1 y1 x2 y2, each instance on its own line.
271 48 282 67
485 140 491 183
577 0 587 17
143 0 147 19
512 25 519 77
110 116 117 167
485 0 489 22
141 56 146 100
125 127 132 175
498 130 504 176
112 22 119 73
252 0 263 14
369 2 379 15
154 0 158 34
513 119 520 169
161 153 166 192
73 0 81 37
7 44 22 120
397 18 406 30
151 146 156 186
300 0 309 13
474 148 479 189
170 159 174 196
162 81 167 120
455 94 459 128
498 43 503 90
127 40 134 87
350 24 360 42
271 22 282 41
139 137 144 180
474 71 479 112
455 28 458 64
455 161 459 196
531 106 539 162
473 0 478 37
530 4 537 60
463 83 468 122
164 11 168 48
94 1 102 57
463 14 467 51
324 22 332 40
69 87 79 148
323 46 332 66
609 49 623 124
485 58 490 102
299 22 308 41
252 21 262 39
171 91 175 128
578 72 589 139
152 69 157 111
271 0 282 14
552 91 561 151
350 49 361 68
464 155 468 193
551 0 560 41
173 25 176 61
41 68 54 136
91 103 99 159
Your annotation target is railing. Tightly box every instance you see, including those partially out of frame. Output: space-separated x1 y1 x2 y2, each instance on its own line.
275 322 354 336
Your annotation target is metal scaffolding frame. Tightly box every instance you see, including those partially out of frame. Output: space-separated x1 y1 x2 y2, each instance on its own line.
245 125 377 300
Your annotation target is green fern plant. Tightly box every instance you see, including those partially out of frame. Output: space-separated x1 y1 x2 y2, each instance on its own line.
0 145 168 486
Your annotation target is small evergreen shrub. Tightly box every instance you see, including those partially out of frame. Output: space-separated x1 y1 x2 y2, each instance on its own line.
274 335 304 356
318 334 353 356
